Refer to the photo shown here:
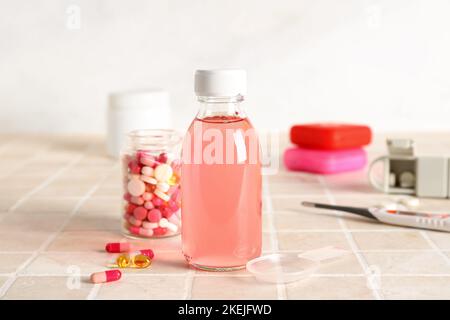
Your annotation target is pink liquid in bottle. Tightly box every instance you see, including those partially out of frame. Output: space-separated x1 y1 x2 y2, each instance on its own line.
181 115 262 271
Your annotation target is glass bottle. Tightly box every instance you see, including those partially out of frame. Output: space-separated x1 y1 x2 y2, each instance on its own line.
121 129 182 238
181 69 262 271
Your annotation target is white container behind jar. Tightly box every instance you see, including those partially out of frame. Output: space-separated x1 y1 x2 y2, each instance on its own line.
107 89 171 158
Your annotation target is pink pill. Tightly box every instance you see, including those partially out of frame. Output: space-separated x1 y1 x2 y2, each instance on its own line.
140 155 157 167
168 200 179 211
157 152 168 164
167 186 178 196
142 192 153 201
126 203 137 215
144 201 154 210
127 179 146 197
152 197 164 207
153 227 168 236
128 215 143 227
90 270 121 284
128 160 141 174
105 242 131 253
133 206 148 220
123 193 132 202
147 209 162 223
130 196 144 205
129 226 153 237
161 207 174 219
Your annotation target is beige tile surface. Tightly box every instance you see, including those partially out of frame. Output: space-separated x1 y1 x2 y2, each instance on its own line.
0 134 450 300
286 276 374 299
380 277 450 299
96 275 186 299
3 276 93 299
192 276 278 300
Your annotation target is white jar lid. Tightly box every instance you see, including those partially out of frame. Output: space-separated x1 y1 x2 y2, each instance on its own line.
194 69 247 97
109 89 169 110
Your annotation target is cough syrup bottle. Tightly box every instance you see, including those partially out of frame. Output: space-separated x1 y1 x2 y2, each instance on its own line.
181 69 262 271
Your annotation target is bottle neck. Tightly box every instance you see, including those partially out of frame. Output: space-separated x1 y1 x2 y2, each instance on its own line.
196 94 246 121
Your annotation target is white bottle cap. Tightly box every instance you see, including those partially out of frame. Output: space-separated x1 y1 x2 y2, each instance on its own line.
194 69 247 97
107 89 171 158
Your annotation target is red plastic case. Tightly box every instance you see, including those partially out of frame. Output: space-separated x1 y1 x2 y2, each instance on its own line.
290 123 372 150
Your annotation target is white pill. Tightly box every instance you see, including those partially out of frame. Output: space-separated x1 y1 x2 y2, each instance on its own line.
159 218 178 232
141 166 154 177
156 182 170 193
154 164 173 182
399 171 415 188
140 175 158 185
389 173 396 187
127 179 146 196
142 221 159 229
399 197 420 208
154 189 170 202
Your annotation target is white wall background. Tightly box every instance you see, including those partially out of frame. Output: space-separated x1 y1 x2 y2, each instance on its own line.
1 0 450 134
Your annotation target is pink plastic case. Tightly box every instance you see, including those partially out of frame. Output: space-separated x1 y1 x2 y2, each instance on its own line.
284 147 367 174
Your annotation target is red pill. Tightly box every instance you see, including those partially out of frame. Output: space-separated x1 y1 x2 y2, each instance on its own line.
147 209 162 222
123 193 132 202
128 160 141 174
153 227 168 236
126 203 137 215
139 249 155 259
105 242 131 253
157 153 168 164
133 206 148 220
152 197 164 207
90 270 122 284
161 207 174 219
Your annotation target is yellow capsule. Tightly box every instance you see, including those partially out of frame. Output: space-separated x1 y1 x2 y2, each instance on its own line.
168 174 179 186
116 255 132 268
132 254 152 268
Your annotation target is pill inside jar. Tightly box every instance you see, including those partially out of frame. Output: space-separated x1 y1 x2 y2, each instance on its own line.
121 130 182 239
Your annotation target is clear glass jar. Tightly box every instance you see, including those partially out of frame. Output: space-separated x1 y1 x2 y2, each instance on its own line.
121 129 182 239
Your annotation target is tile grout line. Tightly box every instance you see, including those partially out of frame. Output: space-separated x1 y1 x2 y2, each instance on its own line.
0 156 116 299
183 269 195 300
4 272 450 278
419 231 450 266
318 176 384 300
263 176 288 300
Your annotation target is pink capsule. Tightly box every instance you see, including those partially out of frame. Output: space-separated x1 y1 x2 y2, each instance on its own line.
90 270 121 283
105 242 131 253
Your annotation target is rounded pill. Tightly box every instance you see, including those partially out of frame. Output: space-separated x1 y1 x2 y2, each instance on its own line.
128 215 143 227
130 196 144 205
152 197 163 207
144 201 155 210
127 179 146 196
154 164 173 182
142 221 159 229
140 175 158 185
156 182 170 193
142 192 153 201
154 189 170 202
147 209 162 222
140 155 157 167
141 166 154 177
153 227 168 236
133 206 147 220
